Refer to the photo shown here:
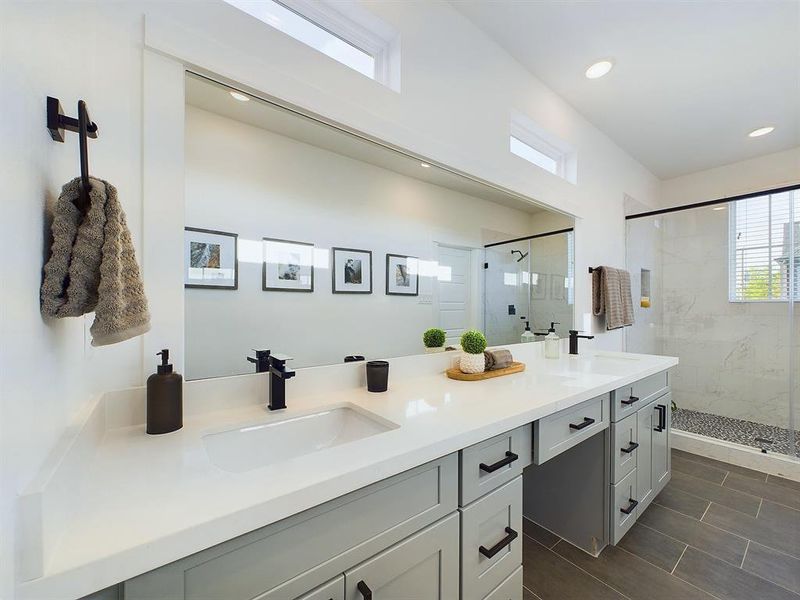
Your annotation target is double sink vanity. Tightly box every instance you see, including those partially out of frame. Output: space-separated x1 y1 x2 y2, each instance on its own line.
19 344 676 600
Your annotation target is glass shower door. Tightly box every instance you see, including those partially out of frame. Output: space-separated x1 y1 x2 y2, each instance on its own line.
484 240 531 346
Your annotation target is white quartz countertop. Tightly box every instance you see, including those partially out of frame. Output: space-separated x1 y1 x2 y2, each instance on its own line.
19 347 676 599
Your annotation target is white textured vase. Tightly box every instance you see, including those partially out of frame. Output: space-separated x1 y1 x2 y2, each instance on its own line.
460 353 485 374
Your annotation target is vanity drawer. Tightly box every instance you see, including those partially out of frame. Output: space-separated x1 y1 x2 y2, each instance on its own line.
611 467 638 545
483 565 523 600
611 412 638 484
533 394 609 465
460 476 522 600
126 455 457 600
610 371 669 422
460 425 532 506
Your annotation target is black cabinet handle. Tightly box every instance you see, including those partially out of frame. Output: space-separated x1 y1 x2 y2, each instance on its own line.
620 442 639 454
621 395 639 406
654 405 666 432
479 527 518 559
569 417 595 431
620 498 639 515
479 451 519 473
357 580 372 600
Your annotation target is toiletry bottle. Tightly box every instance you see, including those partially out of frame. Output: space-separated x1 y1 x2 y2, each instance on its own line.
544 322 561 359
521 319 536 343
147 349 183 434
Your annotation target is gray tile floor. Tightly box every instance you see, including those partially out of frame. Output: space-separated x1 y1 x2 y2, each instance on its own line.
522 448 800 600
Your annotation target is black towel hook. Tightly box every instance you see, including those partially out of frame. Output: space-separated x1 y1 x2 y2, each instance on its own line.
46 96 99 214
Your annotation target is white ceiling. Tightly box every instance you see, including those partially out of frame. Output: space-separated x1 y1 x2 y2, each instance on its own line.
453 1 800 179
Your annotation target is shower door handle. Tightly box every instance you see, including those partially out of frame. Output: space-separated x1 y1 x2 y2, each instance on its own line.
654 405 666 432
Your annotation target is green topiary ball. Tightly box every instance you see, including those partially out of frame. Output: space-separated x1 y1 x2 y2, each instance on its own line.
423 328 446 348
460 329 487 355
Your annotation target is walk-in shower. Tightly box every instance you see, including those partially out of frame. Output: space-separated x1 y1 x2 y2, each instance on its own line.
625 186 800 469
484 229 575 346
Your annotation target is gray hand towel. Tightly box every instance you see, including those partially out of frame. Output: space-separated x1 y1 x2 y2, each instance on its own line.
484 348 513 371
592 266 634 330
41 177 151 346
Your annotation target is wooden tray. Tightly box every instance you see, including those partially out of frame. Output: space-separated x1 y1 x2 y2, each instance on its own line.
446 362 526 381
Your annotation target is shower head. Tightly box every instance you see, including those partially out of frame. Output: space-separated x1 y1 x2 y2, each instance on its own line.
511 250 529 262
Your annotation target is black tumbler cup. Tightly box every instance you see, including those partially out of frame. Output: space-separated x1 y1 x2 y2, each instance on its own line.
366 360 389 392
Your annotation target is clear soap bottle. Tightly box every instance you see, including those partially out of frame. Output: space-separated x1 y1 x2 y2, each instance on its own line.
521 319 536 343
544 321 561 359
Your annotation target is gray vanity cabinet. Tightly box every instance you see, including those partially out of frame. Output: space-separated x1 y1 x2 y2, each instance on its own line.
297 575 344 600
344 513 459 600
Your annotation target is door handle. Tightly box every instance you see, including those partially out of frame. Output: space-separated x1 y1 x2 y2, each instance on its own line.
569 417 595 431
357 580 372 600
620 498 639 515
621 395 639 406
479 527 518 559
479 451 519 473
621 442 639 454
654 405 666 432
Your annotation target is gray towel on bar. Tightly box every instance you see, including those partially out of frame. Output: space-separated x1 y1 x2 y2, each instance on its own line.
41 177 151 346
592 266 634 330
484 348 513 371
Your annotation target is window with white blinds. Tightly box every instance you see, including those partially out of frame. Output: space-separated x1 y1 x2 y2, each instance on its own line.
729 190 800 302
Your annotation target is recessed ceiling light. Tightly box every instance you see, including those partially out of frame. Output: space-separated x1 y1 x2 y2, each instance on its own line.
585 60 614 79
748 126 774 138
420 162 431 168
229 91 250 102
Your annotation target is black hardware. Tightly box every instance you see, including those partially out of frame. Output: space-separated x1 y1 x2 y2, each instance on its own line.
267 354 295 410
621 395 639 406
654 404 666 432
484 262 489 269
588 266 599 273
569 417 595 431
344 355 365 362
620 498 639 515
479 451 518 473
479 527 518 559
568 330 595 355
508 304 516 315
357 580 372 600
484 227 574 248
46 97 98 214
247 349 271 373
621 442 640 454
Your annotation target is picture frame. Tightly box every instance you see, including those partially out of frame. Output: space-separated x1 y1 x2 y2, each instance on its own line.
531 271 547 300
551 274 566 300
385 254 419 296
263 237 314 292
184 227 238 290
332 247 372 294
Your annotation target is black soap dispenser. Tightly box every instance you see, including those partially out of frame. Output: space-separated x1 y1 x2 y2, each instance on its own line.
147 349 183 435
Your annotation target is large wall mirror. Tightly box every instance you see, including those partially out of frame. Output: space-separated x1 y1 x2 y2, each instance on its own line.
184 73 575 380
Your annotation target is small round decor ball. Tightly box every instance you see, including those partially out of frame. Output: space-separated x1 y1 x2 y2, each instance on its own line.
459 329 487 374
423 328 446 353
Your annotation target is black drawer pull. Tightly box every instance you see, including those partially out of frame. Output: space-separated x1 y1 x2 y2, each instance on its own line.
654 404 666 432
569 417 595 431
621 395 639 406
357 580 372 600
479 451 519 473
621 442 639 454
479 527 518 559
620 498 639 515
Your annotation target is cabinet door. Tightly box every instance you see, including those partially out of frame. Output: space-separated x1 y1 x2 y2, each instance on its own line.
652 394 672 495
296 575 344 600
345 514 459 600
636 402 655 511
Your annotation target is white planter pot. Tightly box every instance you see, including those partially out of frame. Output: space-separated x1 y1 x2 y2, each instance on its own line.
425 347 445 354
460 353 485 374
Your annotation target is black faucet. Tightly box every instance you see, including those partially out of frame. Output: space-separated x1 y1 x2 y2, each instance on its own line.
267 354 295 410
247 349 271 373
568 330 595 355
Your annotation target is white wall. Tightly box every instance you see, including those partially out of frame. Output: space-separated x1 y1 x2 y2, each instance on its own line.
658 146 800 210
1 1 659 597
185 106 541 378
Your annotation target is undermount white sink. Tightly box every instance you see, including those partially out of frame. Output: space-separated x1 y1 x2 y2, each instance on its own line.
203 405 399 473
